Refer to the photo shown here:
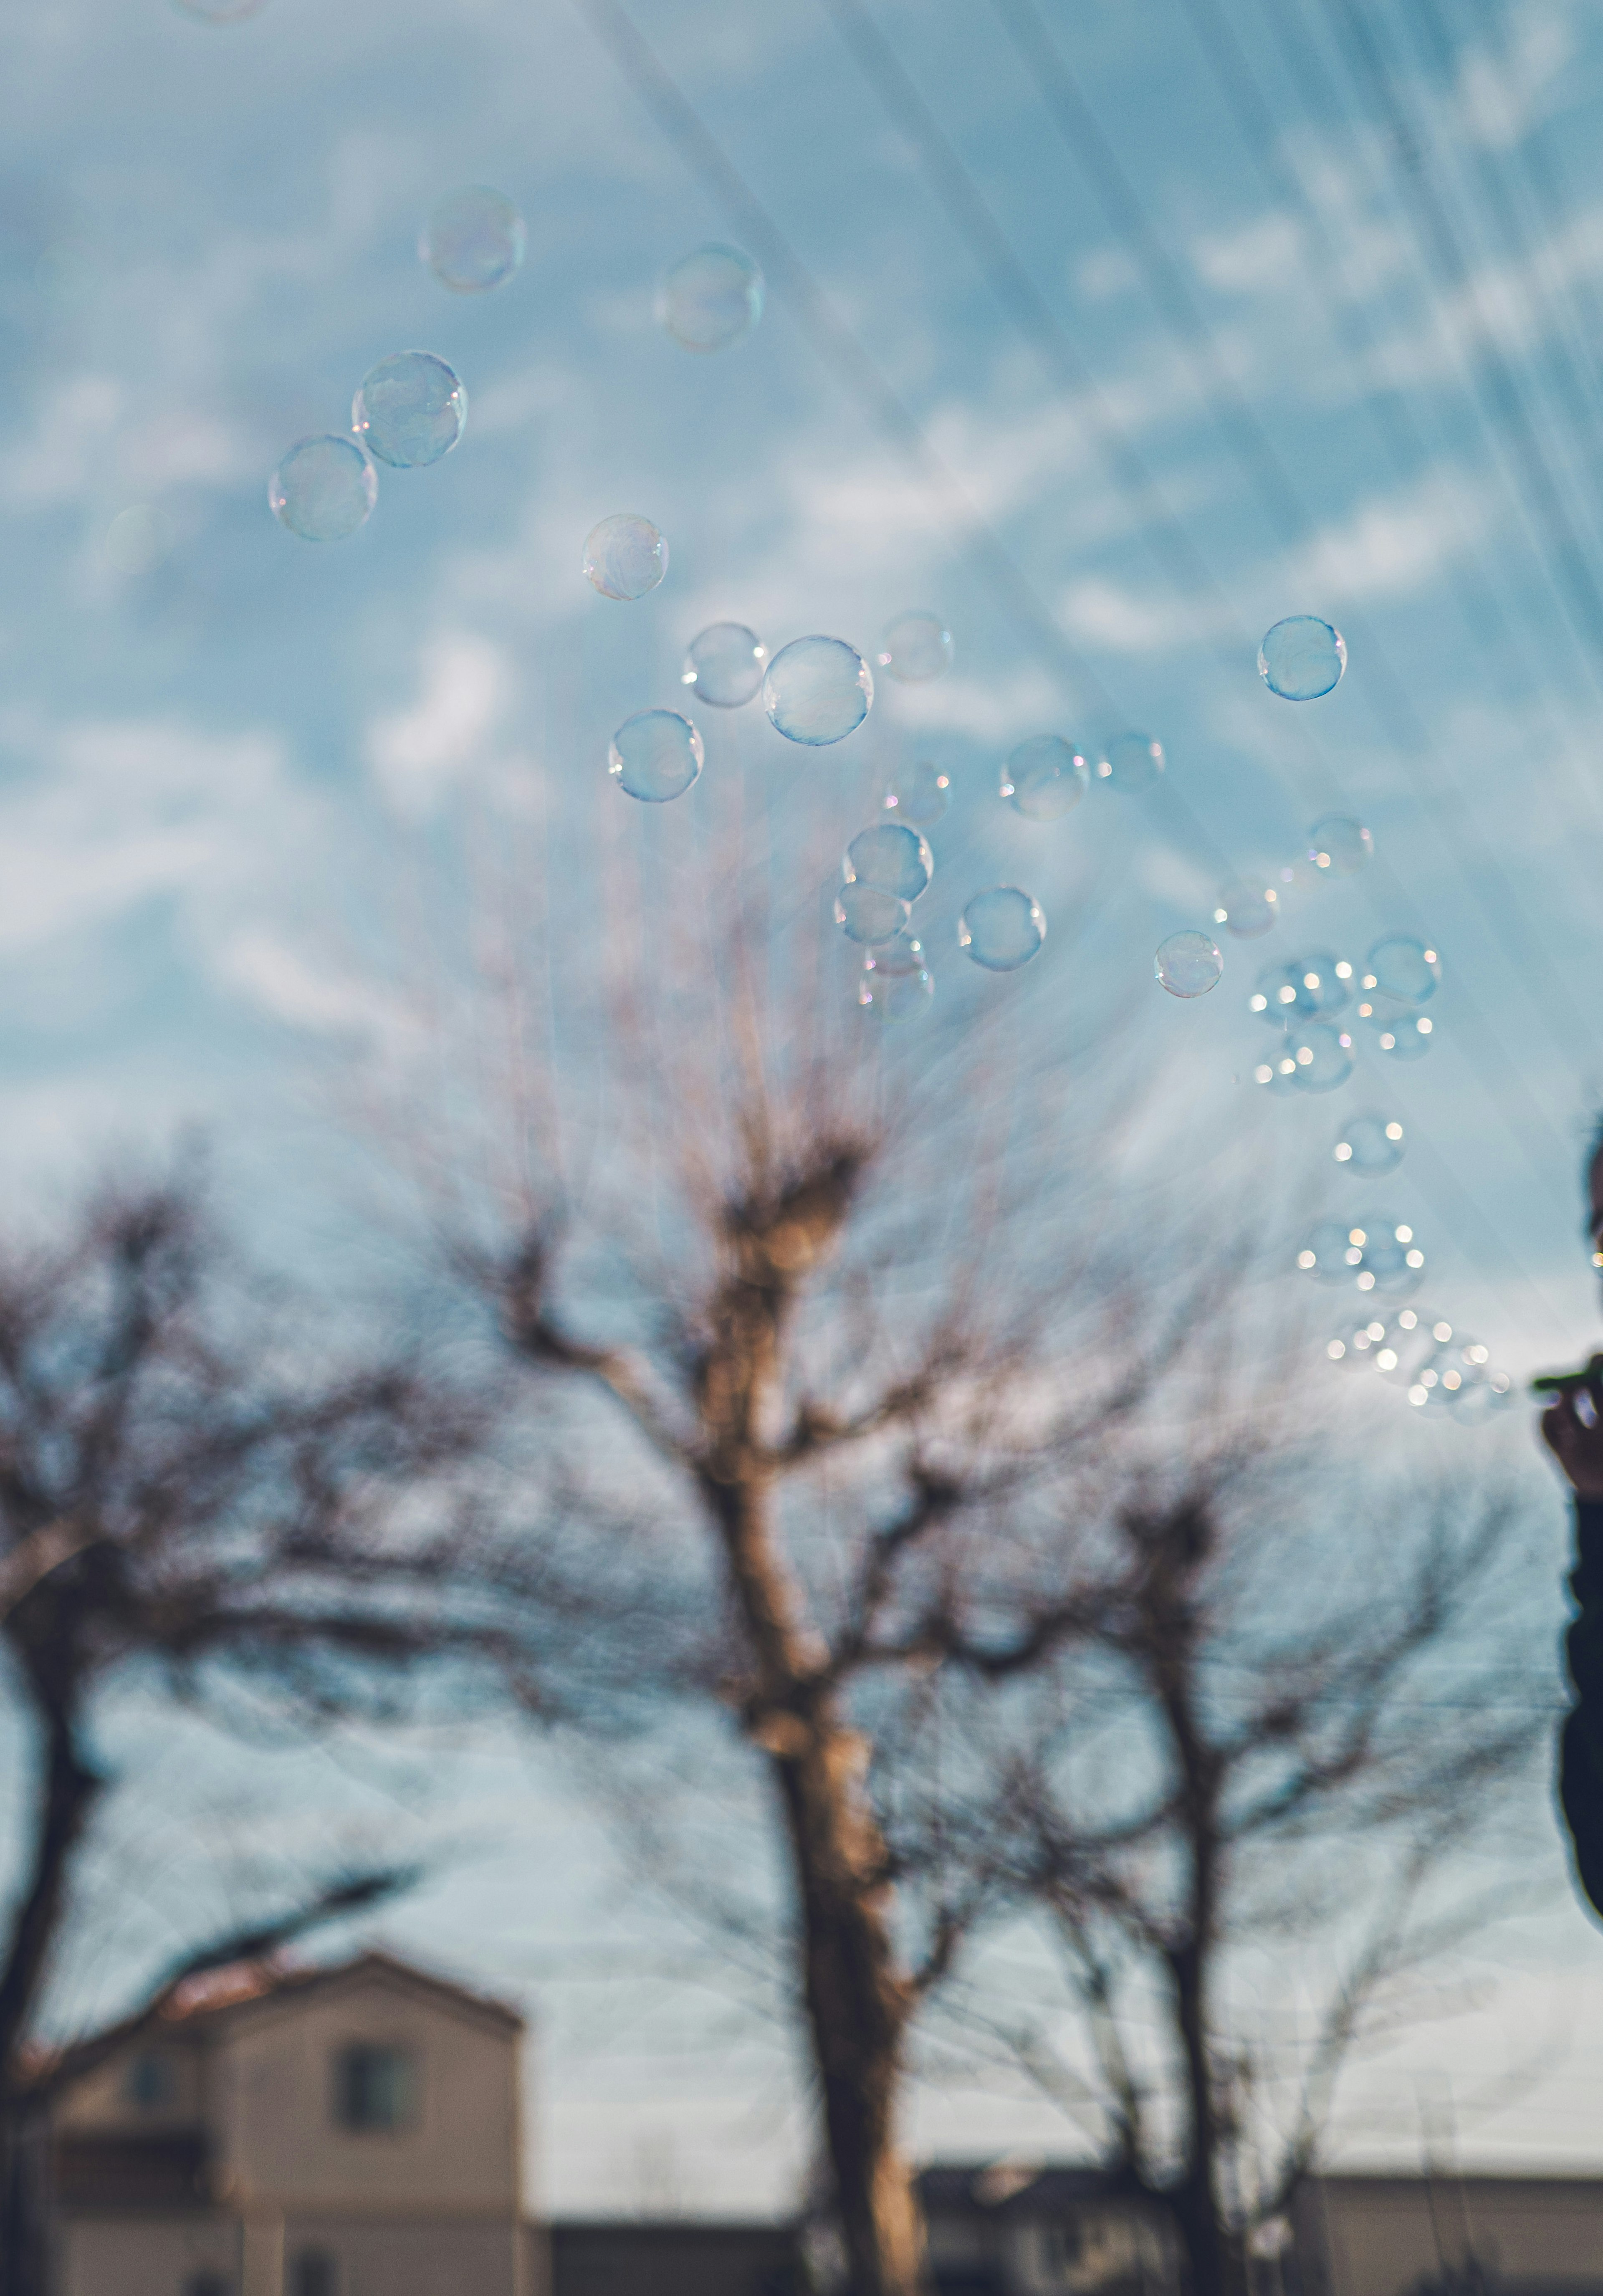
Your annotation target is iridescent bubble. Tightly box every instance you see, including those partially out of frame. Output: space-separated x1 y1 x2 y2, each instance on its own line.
763 636 873 746
875 610 953 683
1363 933 1440 1006
859 937 933 1021
682 622 767 706
1296 1220 1358 1283
352 351 466 469
1155 931 1222 999
835 884 910 946
1360 1006 1433 1063
1333 1113 1404 1174
1213 880 1278 938
1000 736 1087 821
421 188 526 294
658 245 764 352
1288 1019 1354 1092
843 822 933 903
607 709 703 802
1258 616 1346 701
865 925 926 979
268 435 377 542
883 759 949 826
584 514 668 602
1308 815 1373 876
958 888 1045 973
1095 731 1165 792
1350 1212 1425 1297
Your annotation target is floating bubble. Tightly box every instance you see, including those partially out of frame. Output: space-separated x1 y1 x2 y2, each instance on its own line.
1371 1306 1450 1388
1250 953 1351 1023
1308 815 1373 876
875 610 953 683
1000 736 1087 820
584 513 668 602
607 709 703 802
1350 1213 1425 1297
1360 1006 1433 1063
835 884 910 945
1155 931 1222 999
1250 1049 1299 1093
1334 1113 1404 1173
959 887 1045 973
105 504 175 576
658 245 764 352
268 435 377 542
883 759 949 825
844 822 933 903
1410 1331 1491 1411
421 188 526 294
859 931 933 1021
1096 731 1165 792
1296 1220 1358 1283
682 622 767 706
1258 616 1346 701
1452 1368 1515 1425
1327 1312 1392 1368
1363 933 1440 1006
1288 1019 1354 1092
352 351 466 470
763 636 873 746
865 925 926 979
1213 880 1278 938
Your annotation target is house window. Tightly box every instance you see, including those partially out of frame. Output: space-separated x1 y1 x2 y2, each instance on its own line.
332 2041 414 2132
289 2250 338 2296
125 2048 177 2109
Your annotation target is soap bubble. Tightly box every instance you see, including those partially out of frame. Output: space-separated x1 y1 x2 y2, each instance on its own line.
1296 1220 1358 1283
1287 1019 1354 1092
859 936 933 1021
1360 1006 1433 1063
1250 953 1351 1023
1258 616 1346 700
105 504 175 576
959 887 1045 972
763 636 873 746
658 245 764 352
1250 1048 1299 1093
1213 880 1278 938
682 622 767 706
1326 1312 1391 1368
1155 931 1223 999
584 514 667 602
883 759 949 825
836 884 911 945
844 822 933 903
876 610 953 683
1095 731 1165 792
1308 815 1372 876
1363 933 1440 1006
1000 735 1087 820
352 351 467 469
608 710 703 802
1410 1331 1491 1410
1333 1113 1404 1173
268 435 377 542
1371 1306 1449 1387
421 188 526 294
1452 1368 1515 1425
1350 1213 1425 1296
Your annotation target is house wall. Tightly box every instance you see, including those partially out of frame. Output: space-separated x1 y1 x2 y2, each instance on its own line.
55 2039 205 2134
1302 2176 1603 2296
59 2215 240 2296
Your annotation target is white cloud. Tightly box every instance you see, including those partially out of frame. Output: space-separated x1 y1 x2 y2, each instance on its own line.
218 932 415 1049
366 635 511 816
1287 468 1492 604
1192 212 1307 298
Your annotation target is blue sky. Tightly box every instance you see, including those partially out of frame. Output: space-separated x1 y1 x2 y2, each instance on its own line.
6 0 1603 2218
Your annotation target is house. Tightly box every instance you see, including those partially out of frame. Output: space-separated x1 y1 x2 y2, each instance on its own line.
44 1950 541 2296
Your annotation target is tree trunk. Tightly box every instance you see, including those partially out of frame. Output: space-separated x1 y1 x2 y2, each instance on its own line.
0 2102 54 2296
1166 1937 1234 2296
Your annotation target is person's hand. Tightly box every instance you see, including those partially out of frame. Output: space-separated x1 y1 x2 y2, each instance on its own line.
1542 1387 1603 1498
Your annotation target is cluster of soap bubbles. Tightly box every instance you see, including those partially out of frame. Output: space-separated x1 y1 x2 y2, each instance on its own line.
270 348 469 542
1326 1305 1513 1423
1245 926 1440 1095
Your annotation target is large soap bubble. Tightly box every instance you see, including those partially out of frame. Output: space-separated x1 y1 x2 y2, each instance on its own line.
421 188 526 294
1213 880 1278 938
352 351 467 468
1258 616 1346 700
1287 1019 1354 1092
763 637 873 746
1000 736 1087 820
682 622 767 706
658 245 764 352
1096 731 1165 792
883 759 949 825
875 610 953 683
836 885 910 946
1333 1112 1404 1173
1155 931 1222 999
1363 933 1440 1005
268 435 377 541
959 887 1045 973
843 823 933 904
608 710 703 802
1308 816 1372 875
859 931 933 1021
584 514 667 602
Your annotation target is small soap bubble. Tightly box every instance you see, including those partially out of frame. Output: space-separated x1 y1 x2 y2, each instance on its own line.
658 245 764 352
1359 1006 1433 1063
1288 1019 1354 1092
1000 735 1087 820
1371 1306 1445 1388
883 759 949 825
353 351 467 469
1308 815 1372 876
268 435 377 542
865 926 926 979
105 504 175 576
1350 1213 1424 1296
958 887 1045 972
1155 931 1223 999
584 514 668 602
1414 1332 1489 1409
608 709 703 802
1296 1220 1357 1283
1363 933 1440 1005
1258 616 1346 700
682 622 767 706
1096 731 1165 792
859 939 934 1021
1251 1051 1299 1094
1333 1113 1404 1173
1452 1368 1514 1425
835 884 911 945
421 188 526 294
844 822 933 903
763 636 873 746
1213 880 1278 938
1252 953 1349 1023
1327 1311 1393 1368
876 610 953 683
